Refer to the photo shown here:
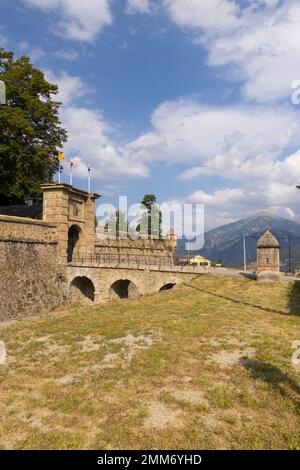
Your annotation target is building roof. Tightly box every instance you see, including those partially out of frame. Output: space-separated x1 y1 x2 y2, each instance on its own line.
257 228 280 248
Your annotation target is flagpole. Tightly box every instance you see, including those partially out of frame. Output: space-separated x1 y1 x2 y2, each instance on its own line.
69 160 73 186
58 151 64 184
88 165 91 193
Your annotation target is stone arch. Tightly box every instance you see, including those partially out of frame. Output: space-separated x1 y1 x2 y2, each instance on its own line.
159 283 176 292
109 279 139 300
67 225 81 262
70 276 95 303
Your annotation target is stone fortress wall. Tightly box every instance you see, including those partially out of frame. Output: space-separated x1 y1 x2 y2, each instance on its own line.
0 215 66 321
0 184 181 322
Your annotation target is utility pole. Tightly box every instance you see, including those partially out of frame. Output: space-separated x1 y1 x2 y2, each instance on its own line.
243 234 247 272
288 234 292 273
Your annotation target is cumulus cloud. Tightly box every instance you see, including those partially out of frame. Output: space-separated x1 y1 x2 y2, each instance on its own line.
61 106 149 181
127 97 300 226
23 0 112 42
45 70 87 106
45 70 148 184
127 99 299 166
163 0 300 103
163 0 239 31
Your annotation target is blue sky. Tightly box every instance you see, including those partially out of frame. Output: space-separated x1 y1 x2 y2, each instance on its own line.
1 0 300 229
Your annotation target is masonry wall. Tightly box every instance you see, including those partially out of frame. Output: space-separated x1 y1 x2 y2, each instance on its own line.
257 247 280 273
94 232 176 266
67 264 195 303
0 216 67 322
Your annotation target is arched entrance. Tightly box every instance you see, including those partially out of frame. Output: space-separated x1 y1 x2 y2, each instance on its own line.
67 225 80 262
159 283 176 292
70 276 95 303
109 279 138 299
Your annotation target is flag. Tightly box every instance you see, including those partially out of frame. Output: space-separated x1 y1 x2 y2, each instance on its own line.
58 151 64 162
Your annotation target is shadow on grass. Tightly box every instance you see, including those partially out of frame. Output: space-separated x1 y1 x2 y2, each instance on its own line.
288 281 300 316
241 359 300 407
184 282 289 316
239 272 256 280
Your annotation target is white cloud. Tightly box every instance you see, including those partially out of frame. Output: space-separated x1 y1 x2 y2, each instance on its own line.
23 0 112 42
125 0 151 14
45 70 87 106
128 99 299 166
127 97 300 226
62 107 149 181
45 70 148 184
163 0 239 31
184 180 300 230
163 0 300 103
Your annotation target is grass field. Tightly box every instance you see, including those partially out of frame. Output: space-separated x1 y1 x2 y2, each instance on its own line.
0 275 299 450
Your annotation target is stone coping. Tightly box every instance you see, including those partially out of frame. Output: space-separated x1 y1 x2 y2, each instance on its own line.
0 215 57 228
67 262 204 274
0 237 58 245
41 183 100 200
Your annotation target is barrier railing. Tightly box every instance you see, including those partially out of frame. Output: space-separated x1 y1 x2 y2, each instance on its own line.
68 253 208 273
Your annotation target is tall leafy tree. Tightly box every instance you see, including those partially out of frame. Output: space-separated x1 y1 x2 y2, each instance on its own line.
104 209 129 236
137 194 162 238
0 48 67 204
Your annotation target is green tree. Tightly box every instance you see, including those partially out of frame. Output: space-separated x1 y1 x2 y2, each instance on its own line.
104 209 129 236
137 194 162 238
0 48 67 204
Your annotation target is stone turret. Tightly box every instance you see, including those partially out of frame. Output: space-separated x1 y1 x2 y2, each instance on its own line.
256 228 280 282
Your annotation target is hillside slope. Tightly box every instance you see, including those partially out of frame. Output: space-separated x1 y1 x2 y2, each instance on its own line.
178 213 300 267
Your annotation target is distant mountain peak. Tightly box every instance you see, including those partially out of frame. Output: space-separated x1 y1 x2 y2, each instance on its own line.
248 211 280 220
177 212 300 267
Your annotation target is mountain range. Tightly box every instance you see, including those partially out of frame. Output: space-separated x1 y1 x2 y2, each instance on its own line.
177 213 300 269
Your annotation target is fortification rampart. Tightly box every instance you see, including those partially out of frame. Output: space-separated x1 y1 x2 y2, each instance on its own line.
0 184 182 322
0 215 66 321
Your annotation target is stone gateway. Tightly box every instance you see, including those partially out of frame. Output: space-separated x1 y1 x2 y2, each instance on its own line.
0 184 197 321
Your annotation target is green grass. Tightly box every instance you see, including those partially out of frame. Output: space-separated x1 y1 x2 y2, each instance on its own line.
0 275 299 450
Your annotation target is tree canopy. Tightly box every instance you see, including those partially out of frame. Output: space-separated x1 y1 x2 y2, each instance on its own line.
137 194 162 238
0 48 67 204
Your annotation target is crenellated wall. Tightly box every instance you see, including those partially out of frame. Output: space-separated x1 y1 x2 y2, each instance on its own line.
0 215 67 321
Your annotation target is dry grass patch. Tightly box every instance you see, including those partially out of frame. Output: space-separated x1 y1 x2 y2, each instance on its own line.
0 275 299 449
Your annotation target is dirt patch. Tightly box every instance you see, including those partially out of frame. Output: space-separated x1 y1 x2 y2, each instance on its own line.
33 336 69 356
109 333 156 364
144 401 182 429
211 348 256 369
80 335 102 352
56 374 78 386
168 388 209 406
